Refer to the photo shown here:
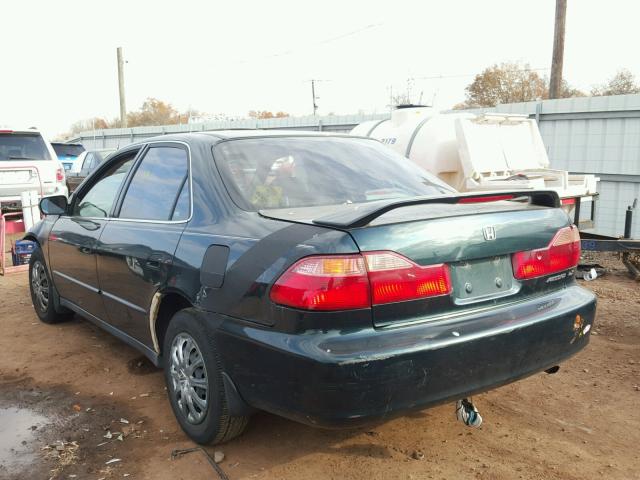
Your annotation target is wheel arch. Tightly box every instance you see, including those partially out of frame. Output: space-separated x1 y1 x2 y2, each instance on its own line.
151 288 194 359
22 232 39 244
153 294 253 417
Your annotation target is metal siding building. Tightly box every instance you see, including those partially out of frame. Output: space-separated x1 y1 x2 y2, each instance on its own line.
69 113 389 150
70 95 640 237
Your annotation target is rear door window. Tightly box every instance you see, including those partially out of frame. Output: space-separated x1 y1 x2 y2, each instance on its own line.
118 146 189 221
81 153 95 173
0 133 51 161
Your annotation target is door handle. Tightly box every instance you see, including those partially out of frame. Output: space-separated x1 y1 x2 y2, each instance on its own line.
146 260 161 269
80 246 92 255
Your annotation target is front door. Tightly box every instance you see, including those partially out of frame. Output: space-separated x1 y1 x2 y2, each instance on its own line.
97 143 190 346
48 150 139 320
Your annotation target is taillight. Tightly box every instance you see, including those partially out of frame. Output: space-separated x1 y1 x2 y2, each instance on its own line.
56 167 64 182
269 255 370 311
512 225 581 280
363 251 451 304
270 252 452 311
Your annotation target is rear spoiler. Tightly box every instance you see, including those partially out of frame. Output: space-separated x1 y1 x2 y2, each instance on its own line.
312 190 560 229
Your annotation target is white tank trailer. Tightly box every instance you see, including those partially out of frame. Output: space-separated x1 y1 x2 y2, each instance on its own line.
351 106 599 227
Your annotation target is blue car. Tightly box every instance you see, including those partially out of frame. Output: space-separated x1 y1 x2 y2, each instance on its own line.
51 142 85 171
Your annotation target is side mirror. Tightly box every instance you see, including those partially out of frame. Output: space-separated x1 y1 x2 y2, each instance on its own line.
39 195 68 216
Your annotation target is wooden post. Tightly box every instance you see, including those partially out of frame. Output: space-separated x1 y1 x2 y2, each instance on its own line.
549 0 567 99
117 47 128 127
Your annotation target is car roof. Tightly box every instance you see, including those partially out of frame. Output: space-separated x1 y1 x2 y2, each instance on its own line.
197 129 354 139
128 129 371 150
0 127 43 134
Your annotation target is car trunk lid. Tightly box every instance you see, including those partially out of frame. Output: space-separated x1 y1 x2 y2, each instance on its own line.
262 191 575 327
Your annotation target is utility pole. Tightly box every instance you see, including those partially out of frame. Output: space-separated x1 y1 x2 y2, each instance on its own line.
549 0 567 99
117 47 128 127
311 80 318 116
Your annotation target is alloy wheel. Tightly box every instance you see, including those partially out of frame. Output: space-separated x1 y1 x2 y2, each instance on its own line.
169 333 209 424
31 261 49 312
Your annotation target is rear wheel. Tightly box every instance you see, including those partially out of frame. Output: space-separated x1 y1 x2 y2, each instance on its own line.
163 309 249 444
29 247 71 324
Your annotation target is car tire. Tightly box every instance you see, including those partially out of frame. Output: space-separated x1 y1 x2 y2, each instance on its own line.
29 247 72 324
163 309 249 444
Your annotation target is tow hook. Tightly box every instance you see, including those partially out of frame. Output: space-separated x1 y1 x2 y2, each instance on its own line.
455 398 482 427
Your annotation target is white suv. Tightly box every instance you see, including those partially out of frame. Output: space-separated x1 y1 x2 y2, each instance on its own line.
0 127 68 209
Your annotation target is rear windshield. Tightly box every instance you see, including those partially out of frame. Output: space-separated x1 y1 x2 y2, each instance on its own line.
52 143 85 158
0 133 51 161
214 137 454 211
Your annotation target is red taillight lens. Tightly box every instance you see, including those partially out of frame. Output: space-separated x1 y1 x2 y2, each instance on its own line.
512 225 581 280
363 251 451 304
270 255 370 310
270 252 452 311
56 167 64 182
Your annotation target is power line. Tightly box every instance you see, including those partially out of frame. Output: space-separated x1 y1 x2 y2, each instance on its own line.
231 23 383 65
414 67 551 81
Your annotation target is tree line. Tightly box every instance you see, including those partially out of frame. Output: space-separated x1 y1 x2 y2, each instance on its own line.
454 63 639 109
66 99 290 137
65 63 639 137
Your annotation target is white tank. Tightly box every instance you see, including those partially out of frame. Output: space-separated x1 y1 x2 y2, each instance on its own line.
351 106 598 198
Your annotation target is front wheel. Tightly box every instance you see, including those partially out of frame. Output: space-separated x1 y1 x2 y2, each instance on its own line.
163 309 249 444
29 247 71 324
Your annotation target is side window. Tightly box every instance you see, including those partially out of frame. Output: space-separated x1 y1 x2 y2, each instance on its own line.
82 153 94 171
119 146 189 221
73 153 137 218
171 178 190 221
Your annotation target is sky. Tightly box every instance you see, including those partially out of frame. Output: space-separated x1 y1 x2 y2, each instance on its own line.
1 0 638 138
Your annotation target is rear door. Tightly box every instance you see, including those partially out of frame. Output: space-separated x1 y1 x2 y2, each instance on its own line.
97 142 190 345
48 149 139 319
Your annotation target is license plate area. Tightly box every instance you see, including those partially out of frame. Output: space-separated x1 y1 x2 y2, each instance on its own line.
0 170 33 185
450 255 519 305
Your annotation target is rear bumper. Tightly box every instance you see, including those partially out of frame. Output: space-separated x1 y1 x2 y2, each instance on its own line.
217 285 596 427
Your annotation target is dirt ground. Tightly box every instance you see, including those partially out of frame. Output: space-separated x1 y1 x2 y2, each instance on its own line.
0 252 638 480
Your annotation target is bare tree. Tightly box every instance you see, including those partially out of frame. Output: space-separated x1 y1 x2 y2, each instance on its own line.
248 111 290 119
463 62 547 108
456 62 585 109
591 69 640 96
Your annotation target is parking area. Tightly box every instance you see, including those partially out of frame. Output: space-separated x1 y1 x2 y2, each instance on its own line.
0 252 637 480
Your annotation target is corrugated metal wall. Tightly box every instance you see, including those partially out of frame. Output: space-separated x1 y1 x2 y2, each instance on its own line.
467 94 640 237
69 113 389 150
70 95 640 237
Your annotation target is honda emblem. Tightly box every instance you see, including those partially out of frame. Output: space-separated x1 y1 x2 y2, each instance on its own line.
483 226 496 241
